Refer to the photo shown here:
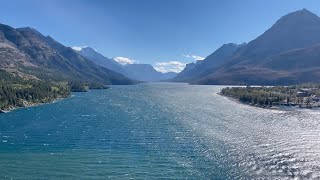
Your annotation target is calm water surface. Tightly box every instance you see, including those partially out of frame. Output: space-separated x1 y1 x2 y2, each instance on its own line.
0 83 320 179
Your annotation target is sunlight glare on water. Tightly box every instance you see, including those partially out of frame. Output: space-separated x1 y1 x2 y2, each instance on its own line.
0 83 320 179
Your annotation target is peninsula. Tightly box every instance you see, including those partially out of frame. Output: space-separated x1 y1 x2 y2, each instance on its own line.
220 84 320 109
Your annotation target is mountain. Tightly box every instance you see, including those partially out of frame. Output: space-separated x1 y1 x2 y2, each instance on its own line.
173 62 197 81
77 47 176 82
123 64 177 82
0 24 136 85
78 47 127 75
162 72 178 80
192 9 320 85
172 43 244 82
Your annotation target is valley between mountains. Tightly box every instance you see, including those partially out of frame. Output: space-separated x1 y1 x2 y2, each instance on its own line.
2 9 320 111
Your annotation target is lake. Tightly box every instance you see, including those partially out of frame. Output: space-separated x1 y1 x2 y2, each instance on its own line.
0 83 320 179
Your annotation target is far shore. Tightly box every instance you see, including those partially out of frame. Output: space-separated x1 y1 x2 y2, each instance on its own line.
218 93 320 111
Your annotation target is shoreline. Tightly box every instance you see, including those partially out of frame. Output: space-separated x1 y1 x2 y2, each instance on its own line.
218 93 319 111
0 96 69 114
0 87 111 114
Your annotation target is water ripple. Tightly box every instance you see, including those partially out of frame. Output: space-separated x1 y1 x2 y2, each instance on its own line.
0 83 319 179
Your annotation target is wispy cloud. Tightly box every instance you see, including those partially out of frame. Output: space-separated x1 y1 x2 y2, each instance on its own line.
113 57 138 65
72 46 87 51
183 54 205 61
154 61 186 73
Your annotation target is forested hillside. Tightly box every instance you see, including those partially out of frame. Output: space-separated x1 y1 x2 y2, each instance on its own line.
0 70 70 111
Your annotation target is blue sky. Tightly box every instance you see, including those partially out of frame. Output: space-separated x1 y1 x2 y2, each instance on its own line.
0 0 319 72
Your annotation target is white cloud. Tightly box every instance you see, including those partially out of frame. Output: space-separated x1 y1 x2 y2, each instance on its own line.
183 54 205 61
154 61 186 73
71 46 87 51
113 57 138 65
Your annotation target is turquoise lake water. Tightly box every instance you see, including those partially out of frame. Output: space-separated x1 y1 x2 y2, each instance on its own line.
1 83 320 179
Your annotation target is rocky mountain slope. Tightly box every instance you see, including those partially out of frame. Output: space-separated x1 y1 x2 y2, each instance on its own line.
78 47 127 76
176 9 320 85
172 43 245 82
0 24 136 85
78 47 177 82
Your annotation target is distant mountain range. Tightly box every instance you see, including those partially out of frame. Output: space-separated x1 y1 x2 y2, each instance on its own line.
172 43 246 82
122 64 176 82
173 9 320 85
0 24 136 85
78 47 126 76
78 47 176 82
0 23 175 85
2 8 319 86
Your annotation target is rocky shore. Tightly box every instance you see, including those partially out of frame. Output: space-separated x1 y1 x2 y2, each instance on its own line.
0 97 67 114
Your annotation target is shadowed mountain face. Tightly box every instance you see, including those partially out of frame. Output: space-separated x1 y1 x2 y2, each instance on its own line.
237 9 320 58
78 48 176 82
0 24 136 85
172 43 245 82
78 47 127 76
123 64 176 82
179 9 320 85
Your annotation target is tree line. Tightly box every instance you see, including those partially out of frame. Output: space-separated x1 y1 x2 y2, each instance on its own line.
0 69 110 111
0 70 70 110
220 85 320 107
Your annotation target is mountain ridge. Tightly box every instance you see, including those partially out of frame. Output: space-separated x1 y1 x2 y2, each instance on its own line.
187 9 320 85
78 47 177 82
78 47 127 76
172 43 245 82
0 23 137 85
123 63 177 82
